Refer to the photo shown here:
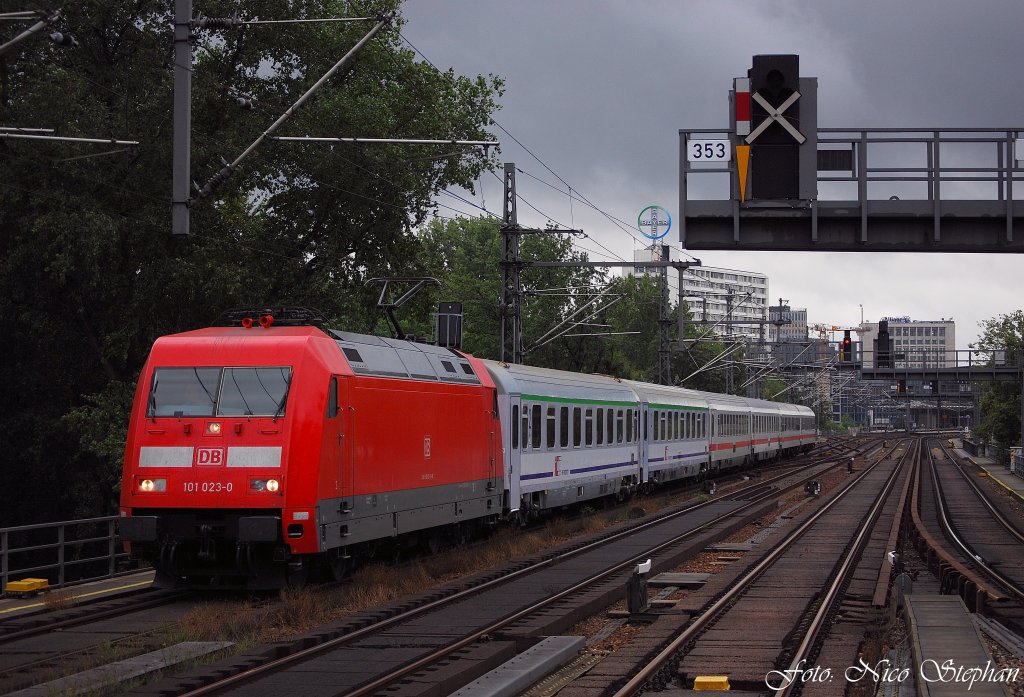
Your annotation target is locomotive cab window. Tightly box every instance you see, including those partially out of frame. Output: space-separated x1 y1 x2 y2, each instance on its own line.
148 366 291 418
219 367 292 416
148 367 219 417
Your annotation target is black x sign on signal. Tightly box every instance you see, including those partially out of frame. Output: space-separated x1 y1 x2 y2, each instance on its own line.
745 91 805 144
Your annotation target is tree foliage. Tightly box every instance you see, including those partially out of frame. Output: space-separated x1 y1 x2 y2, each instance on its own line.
415 217 751 393
971 310 1024 448
0 0 502 522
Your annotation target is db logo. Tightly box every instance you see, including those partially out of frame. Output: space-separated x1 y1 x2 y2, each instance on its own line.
196 448 225 466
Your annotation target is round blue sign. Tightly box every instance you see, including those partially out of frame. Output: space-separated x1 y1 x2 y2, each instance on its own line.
638 205 672 240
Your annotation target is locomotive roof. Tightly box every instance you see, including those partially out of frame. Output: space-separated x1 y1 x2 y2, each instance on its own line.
328 330 481 385
147 325 344 370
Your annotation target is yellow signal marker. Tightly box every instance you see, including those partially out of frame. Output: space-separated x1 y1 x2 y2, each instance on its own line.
736 145 750 203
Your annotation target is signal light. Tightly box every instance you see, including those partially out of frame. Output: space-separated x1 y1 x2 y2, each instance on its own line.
748 54 801 199
259 314 274 328
840 330 853 361
241 317 254 329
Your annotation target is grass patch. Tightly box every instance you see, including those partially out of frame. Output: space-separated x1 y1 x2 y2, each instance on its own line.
172 490 700 650
42 587 77 611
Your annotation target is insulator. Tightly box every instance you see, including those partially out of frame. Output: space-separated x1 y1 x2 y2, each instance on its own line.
195 16 243 30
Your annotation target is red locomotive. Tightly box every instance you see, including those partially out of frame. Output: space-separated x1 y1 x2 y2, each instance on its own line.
119 308 501 588
121 307 817 588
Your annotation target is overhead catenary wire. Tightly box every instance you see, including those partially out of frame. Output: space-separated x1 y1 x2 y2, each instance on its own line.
398 31 683 261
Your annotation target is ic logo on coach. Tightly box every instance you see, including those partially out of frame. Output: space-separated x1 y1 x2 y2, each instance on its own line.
196 448 225 466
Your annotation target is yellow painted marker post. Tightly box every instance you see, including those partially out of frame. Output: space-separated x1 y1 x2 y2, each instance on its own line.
694 675 730 690
735 145 750 203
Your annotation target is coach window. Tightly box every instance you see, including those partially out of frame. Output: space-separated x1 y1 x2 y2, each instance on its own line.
546 407 556 449
585 408 594 446
616 410 624 443
596 408 605 445
531 405 542 449
573 407 582 447
521 407 530 450
560 407 569 448
626 408 633 442
674 412 681 440
512 405 519 449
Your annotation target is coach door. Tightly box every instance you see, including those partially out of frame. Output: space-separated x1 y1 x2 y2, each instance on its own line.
638 402 651 483
507 395 522 518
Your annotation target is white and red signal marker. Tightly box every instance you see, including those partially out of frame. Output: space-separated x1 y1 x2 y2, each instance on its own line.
735 77 750 137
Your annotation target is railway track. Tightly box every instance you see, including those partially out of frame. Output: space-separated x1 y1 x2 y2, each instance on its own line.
608 438 915 695
912 439 1024 630
0 439 870 696
121 445 869 697
0 588 197 695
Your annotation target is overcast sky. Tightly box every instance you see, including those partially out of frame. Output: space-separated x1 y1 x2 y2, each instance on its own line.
400 0 1024 350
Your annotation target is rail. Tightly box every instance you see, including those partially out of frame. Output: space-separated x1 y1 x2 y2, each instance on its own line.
0 516 132 597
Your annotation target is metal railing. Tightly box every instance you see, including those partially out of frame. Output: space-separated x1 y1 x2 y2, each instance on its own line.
1 516 131 597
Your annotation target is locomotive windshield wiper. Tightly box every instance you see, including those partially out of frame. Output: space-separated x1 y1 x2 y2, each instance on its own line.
272 373 291 422
148 377 158 420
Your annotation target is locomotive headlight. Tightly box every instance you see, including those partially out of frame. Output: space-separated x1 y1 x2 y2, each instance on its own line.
250 478 281 493
139 478 166 492
206 422 222 435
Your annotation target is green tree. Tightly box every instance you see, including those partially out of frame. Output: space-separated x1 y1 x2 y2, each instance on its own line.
971 310 1024 449
763 376 790 402
415 217 609 370
0 1 502 522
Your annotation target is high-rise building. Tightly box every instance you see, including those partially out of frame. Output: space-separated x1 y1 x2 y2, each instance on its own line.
858 317 956 368
769 304 810 367
682 265 769 341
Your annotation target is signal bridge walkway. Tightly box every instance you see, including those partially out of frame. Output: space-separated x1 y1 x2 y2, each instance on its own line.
857 349 1023 384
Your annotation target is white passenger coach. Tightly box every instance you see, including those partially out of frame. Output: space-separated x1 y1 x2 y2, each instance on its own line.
483 361 816 519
